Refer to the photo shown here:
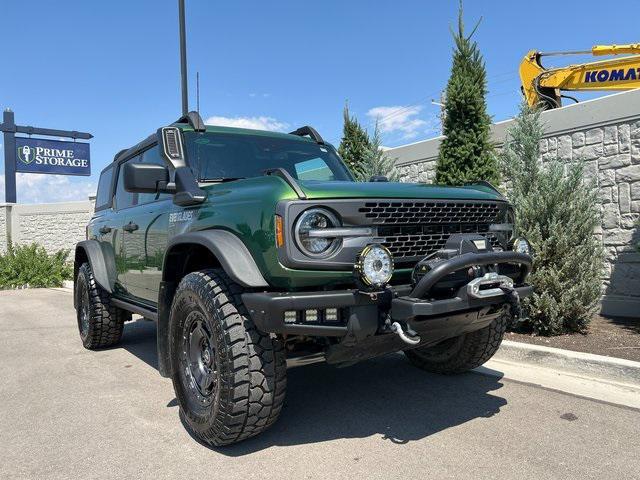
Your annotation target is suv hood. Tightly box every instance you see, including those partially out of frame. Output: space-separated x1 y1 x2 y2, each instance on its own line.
297 180 505 201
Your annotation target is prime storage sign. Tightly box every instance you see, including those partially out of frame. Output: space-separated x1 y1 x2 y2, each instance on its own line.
15 137 91 176
1 109 93 202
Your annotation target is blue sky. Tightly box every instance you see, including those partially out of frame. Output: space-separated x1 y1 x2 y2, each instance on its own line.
1 0 638 203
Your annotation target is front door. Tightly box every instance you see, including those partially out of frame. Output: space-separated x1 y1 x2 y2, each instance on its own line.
122 200 170 303
121 145 172 304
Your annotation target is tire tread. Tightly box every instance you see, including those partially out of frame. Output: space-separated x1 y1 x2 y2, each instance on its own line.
170 269 286 446
76 263 127 349
405 313 509 374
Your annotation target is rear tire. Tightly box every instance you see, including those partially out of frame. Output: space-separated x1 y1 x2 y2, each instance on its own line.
169 269 286 447
75 262 129 349
404 312 509 374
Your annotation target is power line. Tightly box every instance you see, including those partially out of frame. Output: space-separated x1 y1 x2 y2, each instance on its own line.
371 70 517 126
328 69 520 145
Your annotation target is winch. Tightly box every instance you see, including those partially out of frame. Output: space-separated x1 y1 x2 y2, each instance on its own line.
411 233 497 297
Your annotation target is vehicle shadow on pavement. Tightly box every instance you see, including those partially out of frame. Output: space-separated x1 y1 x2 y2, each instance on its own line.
119 319 160 370
120 319 507 455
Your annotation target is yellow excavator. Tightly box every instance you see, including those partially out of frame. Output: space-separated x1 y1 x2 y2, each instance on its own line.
519 43 640 109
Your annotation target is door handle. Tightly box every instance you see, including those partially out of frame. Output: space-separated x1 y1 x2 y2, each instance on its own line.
123 222 139 233
99 226 112 234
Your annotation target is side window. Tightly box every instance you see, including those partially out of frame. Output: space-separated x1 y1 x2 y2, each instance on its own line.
138 145 171 204
95 166 114 211
114 157 139 210
294 158 335 181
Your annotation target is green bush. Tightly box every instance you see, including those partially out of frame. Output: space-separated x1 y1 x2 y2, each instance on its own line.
500 104 604 335
0 243 72 289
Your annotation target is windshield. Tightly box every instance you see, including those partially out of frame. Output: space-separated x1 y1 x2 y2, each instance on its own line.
184 131 353 182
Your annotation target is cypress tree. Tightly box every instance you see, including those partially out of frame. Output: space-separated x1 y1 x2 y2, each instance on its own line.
500 104 603 335
435 2 499 185
354 122 400 182
338 103 371 178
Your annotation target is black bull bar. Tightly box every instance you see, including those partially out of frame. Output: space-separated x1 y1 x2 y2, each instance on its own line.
242 251 533 336
410 251 531 298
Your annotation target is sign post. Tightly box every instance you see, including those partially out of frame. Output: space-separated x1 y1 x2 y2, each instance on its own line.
2 110 17 203
0 108 93 203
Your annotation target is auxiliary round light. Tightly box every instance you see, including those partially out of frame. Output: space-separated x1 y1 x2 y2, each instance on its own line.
355 244 394 288
512 237 532 255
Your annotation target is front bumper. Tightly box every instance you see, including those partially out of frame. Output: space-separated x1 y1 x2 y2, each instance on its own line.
243 250 533 338
243 284 533 335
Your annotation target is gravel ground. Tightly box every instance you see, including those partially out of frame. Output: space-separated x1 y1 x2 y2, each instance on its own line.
507 315 640 362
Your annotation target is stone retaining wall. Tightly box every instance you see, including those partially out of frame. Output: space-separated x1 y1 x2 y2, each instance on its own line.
0 200 95 255
0 206 8 253
386 90 640 317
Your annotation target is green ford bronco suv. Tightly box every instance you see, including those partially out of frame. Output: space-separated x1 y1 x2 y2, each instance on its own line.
74 111 532 446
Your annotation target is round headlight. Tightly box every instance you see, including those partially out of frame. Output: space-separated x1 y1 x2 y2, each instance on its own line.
512 237 532 255
355 244 394 288
294 208 341 257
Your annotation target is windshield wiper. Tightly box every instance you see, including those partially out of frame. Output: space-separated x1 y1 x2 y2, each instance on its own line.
202 177 245 183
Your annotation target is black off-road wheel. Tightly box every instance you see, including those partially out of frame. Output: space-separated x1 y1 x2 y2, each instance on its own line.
75 262 129 349
169 269 286 447
404 312 510 374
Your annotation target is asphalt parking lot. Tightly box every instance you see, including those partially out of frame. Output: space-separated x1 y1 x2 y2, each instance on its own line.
1 288 639 480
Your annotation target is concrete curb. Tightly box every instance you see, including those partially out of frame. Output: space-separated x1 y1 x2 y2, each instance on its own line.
62 280 74 290
495 340 640 386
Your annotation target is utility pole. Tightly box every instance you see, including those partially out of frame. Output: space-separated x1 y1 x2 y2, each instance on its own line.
178 0 189 115
196 71 200 114
431 91 447 133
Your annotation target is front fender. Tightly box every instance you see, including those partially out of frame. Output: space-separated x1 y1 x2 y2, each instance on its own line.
164 230 269 288
74 240 116 293
157 230 268 378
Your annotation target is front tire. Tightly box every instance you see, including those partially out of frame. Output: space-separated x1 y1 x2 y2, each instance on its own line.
169 269 286 447
404 312 509 374
75 262 129 349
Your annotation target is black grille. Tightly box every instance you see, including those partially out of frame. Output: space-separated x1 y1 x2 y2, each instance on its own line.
379 224 501 261
359 201 504 264
359 201 502 225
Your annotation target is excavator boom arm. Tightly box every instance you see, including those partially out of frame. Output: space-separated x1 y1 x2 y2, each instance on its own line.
520 44 640 109
592 43 640 56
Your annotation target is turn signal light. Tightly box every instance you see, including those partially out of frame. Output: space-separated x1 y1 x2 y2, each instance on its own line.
275 215 284 247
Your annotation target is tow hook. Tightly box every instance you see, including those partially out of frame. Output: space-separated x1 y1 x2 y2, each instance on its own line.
390 321 421 346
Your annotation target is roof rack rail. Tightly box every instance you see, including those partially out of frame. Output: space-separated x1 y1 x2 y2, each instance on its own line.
173 110 206 132
113 148 128 163
289 126 325 144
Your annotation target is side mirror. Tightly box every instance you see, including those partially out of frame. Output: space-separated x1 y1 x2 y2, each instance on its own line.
124 163 170 193
369 175 389 182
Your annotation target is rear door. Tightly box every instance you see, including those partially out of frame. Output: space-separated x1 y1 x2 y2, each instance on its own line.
89 163 135 296
90 165 118 286
91 165 115 243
